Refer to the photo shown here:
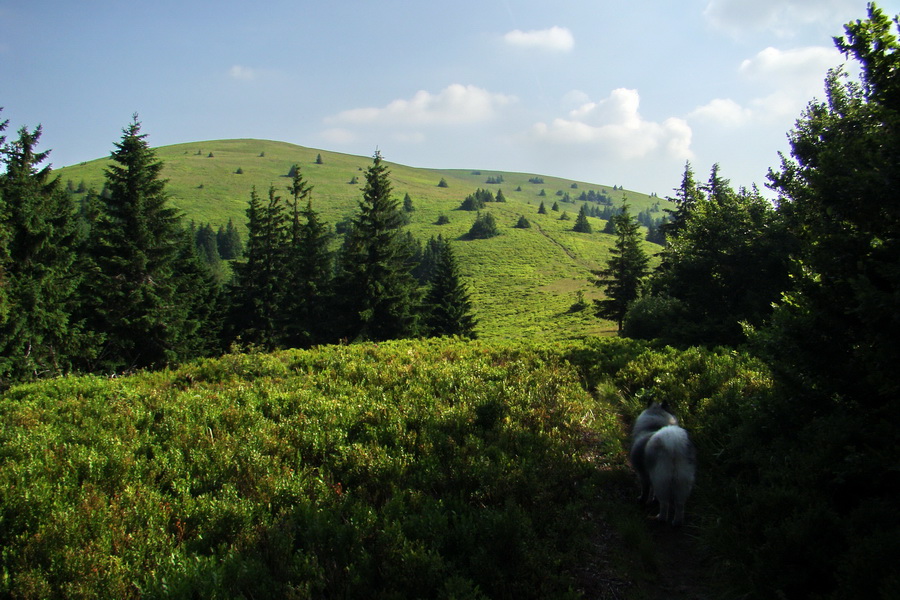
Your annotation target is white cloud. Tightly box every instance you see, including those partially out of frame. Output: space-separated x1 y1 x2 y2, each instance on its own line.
530 88 693 160
741 45 844 118
326 84 515 127
704 0 862 36
689 98 753 127
739 45 842 84
503 26 574 52
228 65 256 81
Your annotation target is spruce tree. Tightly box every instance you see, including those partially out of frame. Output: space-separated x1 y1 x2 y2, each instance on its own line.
573 203 593 233
0 124 88 385
335 151 421 341
537 201 547 214
593 203 649 331
216 217 243 259
283 166 334 347
228 185 289 349
425 243 478 338
86 116 207 371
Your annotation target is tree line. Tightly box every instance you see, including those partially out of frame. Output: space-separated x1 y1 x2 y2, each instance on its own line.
0 118 477 388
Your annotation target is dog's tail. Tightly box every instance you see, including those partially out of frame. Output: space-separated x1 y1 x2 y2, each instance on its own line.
646 425 696 525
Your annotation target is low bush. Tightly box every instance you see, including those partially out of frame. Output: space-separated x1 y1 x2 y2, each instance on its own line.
0 338 623 599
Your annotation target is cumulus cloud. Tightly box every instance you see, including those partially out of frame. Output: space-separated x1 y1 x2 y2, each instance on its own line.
689 98 753 127
530 88 692 160
326 84 515 127
228 65 256 81
503 26 574 52
739 45 842 84
690 45 843 128
704 0 861 36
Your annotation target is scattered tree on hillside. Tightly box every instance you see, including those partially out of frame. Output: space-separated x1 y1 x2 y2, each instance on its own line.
572 203 592 233
466 212 500 239
315 153 323 165
437 177 448 188
515 215 531 228
593 203 649 332
537 201 547 214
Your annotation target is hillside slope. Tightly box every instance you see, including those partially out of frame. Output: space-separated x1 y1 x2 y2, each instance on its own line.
58 140 669 340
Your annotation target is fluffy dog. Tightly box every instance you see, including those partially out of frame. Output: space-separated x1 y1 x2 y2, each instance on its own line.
629 402 696 525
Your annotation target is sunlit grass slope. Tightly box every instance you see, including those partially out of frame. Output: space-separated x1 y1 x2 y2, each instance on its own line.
58 140 668 340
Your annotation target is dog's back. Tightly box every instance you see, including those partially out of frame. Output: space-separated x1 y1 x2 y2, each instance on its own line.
645 425 696 526
629 403 678 504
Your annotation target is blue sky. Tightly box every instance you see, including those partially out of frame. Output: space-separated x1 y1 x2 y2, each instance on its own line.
1 0 895 196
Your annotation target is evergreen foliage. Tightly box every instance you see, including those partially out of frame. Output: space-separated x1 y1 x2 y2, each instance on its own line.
572 204 592 233
424 243 478 338
437 177 448 188
465 211 500 240
593 203 649 331
628 165 791 346
0 123 88 386
85 116 211 372
459 188 493 211
537 201 547 214
335 151 421 341
216 217 243 259
228 186 289 349
283 166 334 347
514 215 531 229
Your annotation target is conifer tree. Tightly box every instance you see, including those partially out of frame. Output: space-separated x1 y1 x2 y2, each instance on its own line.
466 211 500 239
335 151 421 341
594 203 649 331
425 243 478 338
0 124 88 385
228 185 289 348
573 203 593 233
283 166 334 347
216 217 243 259
85 116 207 371
537 201 547 214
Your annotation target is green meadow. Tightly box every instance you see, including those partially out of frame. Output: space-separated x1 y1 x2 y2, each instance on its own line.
57 140 667 341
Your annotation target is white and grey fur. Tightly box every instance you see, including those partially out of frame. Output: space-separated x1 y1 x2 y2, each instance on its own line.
629 402 696 526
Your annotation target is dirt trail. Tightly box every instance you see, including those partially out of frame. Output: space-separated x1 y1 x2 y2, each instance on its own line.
642 521 711 600
573 455 713 600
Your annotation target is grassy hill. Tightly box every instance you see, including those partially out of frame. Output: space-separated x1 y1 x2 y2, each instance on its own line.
58 140 669 341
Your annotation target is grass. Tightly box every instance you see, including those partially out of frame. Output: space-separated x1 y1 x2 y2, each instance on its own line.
57 139 666 342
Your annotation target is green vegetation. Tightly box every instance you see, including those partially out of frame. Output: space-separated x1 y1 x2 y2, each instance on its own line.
56 139 660 343
0 338 629 599
3 7 898 599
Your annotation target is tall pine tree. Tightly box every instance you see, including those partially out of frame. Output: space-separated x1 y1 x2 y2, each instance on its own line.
228 185 289 349
283 165 334 347
0 124 87 385
594 203 649 332
86 116 208 371
335 151 420 341
424 242 478 338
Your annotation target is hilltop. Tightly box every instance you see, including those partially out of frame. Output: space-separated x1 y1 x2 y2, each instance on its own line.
57 140 669 341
